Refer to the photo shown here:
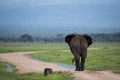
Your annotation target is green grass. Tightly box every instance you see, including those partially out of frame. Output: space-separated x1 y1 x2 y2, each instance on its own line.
0 42 73 80
0 42 120 80
0 42 120 71
29 42 120 71
0 61 73 80
0 42 67 53
86 49 120 70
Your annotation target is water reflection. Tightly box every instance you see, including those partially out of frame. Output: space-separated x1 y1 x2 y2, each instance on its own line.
6 64 13 72
52 62 75 69
30 56 75 69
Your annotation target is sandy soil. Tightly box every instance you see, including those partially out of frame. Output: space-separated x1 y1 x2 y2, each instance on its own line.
0 51 120 80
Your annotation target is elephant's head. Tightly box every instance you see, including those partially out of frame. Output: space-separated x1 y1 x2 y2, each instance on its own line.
65 34 92 47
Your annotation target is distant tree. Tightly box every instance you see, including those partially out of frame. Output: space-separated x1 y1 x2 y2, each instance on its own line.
33 36 42 42
20 34 33 42
0 32 120 42
90 32 120 42
56 34 64 42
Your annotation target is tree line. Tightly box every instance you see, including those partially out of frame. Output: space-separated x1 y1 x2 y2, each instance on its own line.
0 32 120 42
91 32 120 42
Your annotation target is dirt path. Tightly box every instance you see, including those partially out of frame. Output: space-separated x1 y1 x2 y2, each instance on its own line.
0 51 120 80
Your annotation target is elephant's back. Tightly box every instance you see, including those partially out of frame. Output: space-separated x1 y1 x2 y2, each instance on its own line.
70 34 88 48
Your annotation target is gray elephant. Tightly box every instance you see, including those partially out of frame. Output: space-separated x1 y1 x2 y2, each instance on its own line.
65 34 92 71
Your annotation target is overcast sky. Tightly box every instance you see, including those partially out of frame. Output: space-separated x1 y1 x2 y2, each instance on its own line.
0 0 120 29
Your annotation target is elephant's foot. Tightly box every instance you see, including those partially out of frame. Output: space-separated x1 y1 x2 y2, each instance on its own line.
75 68 81 71
75 65 81 71
75 66 85 71
80 66 84 71
75 68 84 71
80 69 84 71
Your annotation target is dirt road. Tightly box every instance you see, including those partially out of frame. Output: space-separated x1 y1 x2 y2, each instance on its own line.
0 51 120 80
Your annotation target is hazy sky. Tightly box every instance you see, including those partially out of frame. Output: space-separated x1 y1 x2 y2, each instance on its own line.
0 0 120 29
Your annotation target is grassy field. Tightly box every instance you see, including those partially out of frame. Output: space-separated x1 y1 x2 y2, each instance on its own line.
0 61 73 80
0 42 68 53
0 42 120 80
29 42 120 71
0 42 74 80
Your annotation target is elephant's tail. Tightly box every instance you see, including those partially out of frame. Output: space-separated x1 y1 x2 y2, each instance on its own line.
72 58 75 63
65 34 75 43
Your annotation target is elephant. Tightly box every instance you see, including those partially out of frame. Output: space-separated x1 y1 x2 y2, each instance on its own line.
65 34 92 71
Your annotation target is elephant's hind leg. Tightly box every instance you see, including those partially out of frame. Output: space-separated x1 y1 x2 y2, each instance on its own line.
75 57 81 71
81 57 85 71
81 48 87 71
70 47 81 71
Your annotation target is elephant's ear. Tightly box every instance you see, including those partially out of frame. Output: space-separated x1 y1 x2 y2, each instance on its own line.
83 35 92 46
65 34 75 43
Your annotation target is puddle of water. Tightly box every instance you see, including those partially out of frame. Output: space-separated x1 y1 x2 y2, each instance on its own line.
30 56 75 69
6 64 13 72
52 62 75 69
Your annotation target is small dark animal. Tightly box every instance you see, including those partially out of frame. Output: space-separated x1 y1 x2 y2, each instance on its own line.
44 68 52 76
65 34 92 71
